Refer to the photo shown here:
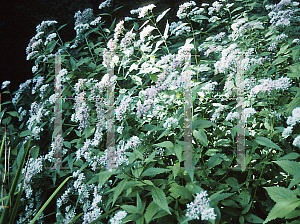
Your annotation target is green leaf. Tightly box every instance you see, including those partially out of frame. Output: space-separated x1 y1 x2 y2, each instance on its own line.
151 187 171 215
169 184 193 200
273 160 300 175
263 198 300 224
141 168 171 178
254 137 282 151
156 8 171 23
112 179 127 206
208 154 223 169
289 170 300 189
264 186 297 203
244 213 264 223
154 141 173 150
174 143 183 162
19 130 32 137
144 201 159 223
97 170 113 187
120 205 138 214
150 73 158 83
6 111 19 117
278 152 300 160
29 176 72 224
84 126 95 138
272 56 288 66
193 129 208 147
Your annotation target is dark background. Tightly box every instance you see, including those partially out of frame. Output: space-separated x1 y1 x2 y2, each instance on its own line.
0 0 194 105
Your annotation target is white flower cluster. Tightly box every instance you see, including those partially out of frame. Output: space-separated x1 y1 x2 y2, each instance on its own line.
186 191 217 220
1 80 10 89
99 0 111 10
36 20 58 33
130 4 156 18
169 21 191 36
163 117 179 129
115 95 132 121
282 107 300 148
225 111 240 122
211 104 228 122
44 33 57 46
109 210 127 224
249 77 292 97
177 1 197 19
32 76 44 95
208 1 223 15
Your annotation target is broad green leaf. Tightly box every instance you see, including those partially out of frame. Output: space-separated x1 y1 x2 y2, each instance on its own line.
264 186 297 203
84 126 95 138
145 201 159 223
273 160 300 175
192 118 217 129
141 168 170 178
157 8 171 23
193 129 208 147
210 192 235 204
151 187 171 215
19 130 32 137
263 198 300 224
254 137 282 151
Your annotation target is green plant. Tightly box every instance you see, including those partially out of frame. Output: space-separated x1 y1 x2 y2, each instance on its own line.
2 0 300 223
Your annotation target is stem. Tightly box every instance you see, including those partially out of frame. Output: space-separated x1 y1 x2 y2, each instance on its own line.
84 36 96 64
147 11 170 55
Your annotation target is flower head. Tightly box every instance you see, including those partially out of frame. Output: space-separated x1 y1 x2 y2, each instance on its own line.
1 81 10 89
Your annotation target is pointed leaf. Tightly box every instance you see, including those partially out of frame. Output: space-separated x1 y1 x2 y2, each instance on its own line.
145 201 159 223
151 187 171 215
264 186 297 203
273 160 300 175
254 137 282 151
157 8 171 23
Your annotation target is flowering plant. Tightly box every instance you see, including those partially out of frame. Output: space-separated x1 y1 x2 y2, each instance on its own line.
1 0 300 223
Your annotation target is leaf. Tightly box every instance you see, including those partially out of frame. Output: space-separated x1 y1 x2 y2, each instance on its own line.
264 186 297 203
208 154 223 169
6 111 19 117
272 56 288 66
273 160 300 176
19 130 32 137
84 126 95 138
112 179 127 207
157 8 171 23
150 73 158 83
151 187 171 215
278 152 300 160
288 170 300 189
163 20 169 40
70 57 76 71
263 199 300 224
120 205 138 214
210 192 235 204
97 170 113 187
174 143 183 162
245 213 264 223
169 184 193 200
254 137 282 151
144 201 159 223
193 129 208 147
154 141 173 150
141 168 171 178
171 22 188 34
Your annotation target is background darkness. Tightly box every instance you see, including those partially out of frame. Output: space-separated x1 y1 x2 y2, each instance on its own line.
0 0 198 105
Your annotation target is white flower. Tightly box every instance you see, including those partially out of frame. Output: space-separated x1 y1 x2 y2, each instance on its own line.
293 135 300 148
186 191 216 220
90 16 101 26
282 126 293 138
225 111 240 122
117 126 124 134
163 117 178 129
99 0 111 9
109 211 127 224
130 4 156 18
177 1 197 19
44 33 57 46
243 107 256 119
293 38 300 43
1 81 10 89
